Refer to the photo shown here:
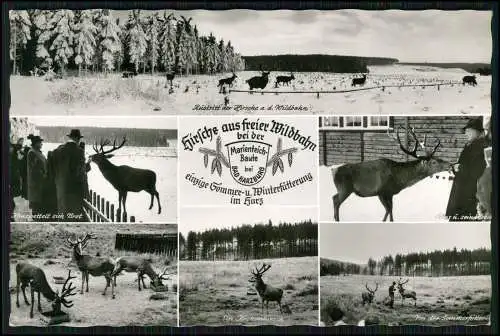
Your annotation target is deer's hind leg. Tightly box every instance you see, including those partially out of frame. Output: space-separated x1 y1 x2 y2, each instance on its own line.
155 190 161 214
122 192 128 214
21 282 30 305
37 290 42 312
30 287 35 318
103 275 110 296
378 194 394 222
333 187 352 222
16 277 21 307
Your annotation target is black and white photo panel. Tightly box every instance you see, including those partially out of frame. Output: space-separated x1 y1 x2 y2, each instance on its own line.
179 116 318 207
320 222 491 327
9 116 177 223
318 115 492 223
179 207 319 326
9 223 178 327
8 9 491 116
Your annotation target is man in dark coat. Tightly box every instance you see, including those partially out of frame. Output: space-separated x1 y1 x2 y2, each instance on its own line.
46 129 90 222
26 135 49 220
446 118 488 221
388 281 396 308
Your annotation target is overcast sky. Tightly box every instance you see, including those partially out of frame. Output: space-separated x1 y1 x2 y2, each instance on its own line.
321 223 491 265
22 116 177 129
114 9 491 63
179 206 317 237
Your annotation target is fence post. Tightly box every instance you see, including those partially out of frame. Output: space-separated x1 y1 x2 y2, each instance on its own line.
123 211 128 223
96 195 101 222
130 216 135 223
106 201 110 221
101 197 105 220
110 204 115 222
116 208 121 223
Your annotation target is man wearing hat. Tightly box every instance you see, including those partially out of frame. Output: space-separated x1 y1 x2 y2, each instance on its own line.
46 129 90 222
446 118 488 221
26 134 48 219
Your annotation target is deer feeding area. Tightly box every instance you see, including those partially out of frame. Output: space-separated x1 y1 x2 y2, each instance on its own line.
320 274 491 326
14 142 177 223
9 65 491 116
179 257 318 326
9 223 178 327
319 165 453 222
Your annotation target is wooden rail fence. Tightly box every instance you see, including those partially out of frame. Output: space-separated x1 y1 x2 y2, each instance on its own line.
229 81 464 95
115 233 177 257
83 189 136 223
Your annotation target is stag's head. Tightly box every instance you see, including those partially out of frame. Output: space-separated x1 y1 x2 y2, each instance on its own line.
52 270 77 313
290 73 295 80
365 282 379 296
388 126 450 174
396 278 409 291
151 267 173 287
88 137 127 165
66 233 96 256
249 263 272 285
232 71 237 78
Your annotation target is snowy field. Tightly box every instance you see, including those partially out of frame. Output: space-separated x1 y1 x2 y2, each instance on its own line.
14 143 177 223
319 165 453 222
9 65 491 116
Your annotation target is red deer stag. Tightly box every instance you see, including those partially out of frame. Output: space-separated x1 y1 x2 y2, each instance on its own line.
248 263 285 315
89 137 161 215
16 263 77 318
111 256 173 291
66 233 116 298
397 278 417 306
332 126 450 221
361 282 378 305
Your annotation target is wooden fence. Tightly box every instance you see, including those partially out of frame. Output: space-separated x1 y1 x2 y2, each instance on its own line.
115 233 177 257
229 81 463 95
83 189 136 223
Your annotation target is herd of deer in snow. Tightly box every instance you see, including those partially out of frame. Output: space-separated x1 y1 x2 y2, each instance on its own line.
15 232 174 319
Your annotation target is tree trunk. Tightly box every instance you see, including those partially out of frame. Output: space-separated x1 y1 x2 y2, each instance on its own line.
12 22 17 75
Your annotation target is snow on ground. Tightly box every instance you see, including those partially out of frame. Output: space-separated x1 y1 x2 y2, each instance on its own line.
14 143 177 223
319 165 453 222
9 65 491 116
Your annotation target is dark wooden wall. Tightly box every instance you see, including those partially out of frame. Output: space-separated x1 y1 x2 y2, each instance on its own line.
319 116 480 166
115 233 177 257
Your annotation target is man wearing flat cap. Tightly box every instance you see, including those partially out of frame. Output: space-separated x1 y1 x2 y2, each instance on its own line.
46 129 90 222
446 118 488 221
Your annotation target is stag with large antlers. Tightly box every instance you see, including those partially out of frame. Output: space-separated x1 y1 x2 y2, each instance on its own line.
66 233 116 298
397 278 417 306
111 256 174 291
332 126 450 221
248 263 285 315
361 282 378 305
88 137 161 215
15 262 77 318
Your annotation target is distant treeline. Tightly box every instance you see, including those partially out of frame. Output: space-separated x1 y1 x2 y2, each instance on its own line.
243 54 398 73
398 62 491 75
38 126 177 147
182 220 318 261
321 247 491 277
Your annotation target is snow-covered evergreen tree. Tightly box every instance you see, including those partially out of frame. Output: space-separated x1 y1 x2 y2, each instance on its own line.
48 10 75 75
126 10 148 72
9 10 31 74
145 12 160 74
96 9 121 73
159 12 176 72
73 10 97 76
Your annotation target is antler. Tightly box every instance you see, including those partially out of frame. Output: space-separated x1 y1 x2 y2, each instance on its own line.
373 282 379 292
59 270 77 308
93 137 127 156
158 267 176 280
365 283 372 292
397 278 409 285
388 126 441 160
80 232 97 249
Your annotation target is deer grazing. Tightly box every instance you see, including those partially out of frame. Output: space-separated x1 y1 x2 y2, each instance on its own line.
67 233 116 299
218 71 237 93
248 263 285 315
332 126 450 221
352 74 367 87
15 262 77 318
111 256 172 291
361 282 378 305
462 75 477 86
275 73 295 87
89 137 162 215
397 278 417 306
246 71 271 91
122 69 138 78
165 71 175 88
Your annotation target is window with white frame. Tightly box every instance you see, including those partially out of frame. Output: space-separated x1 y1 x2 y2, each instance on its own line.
320 116 392 130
